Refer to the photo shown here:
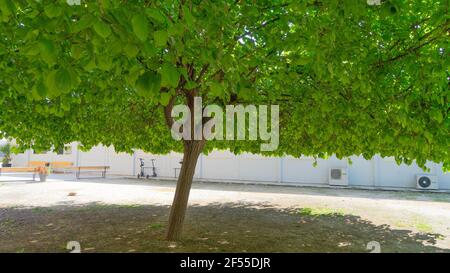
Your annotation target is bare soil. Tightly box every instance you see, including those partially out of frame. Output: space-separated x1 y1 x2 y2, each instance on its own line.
0 178 449 253
0 203 447 253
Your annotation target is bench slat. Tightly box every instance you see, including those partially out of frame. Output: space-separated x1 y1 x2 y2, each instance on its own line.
28 161 47 167
70 166 110 170
0 167 36 173
51 161 73 168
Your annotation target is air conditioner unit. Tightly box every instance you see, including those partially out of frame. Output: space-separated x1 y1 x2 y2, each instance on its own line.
329 168 348 186
416 175 438 190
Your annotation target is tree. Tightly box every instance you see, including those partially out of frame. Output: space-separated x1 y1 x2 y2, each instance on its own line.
0 142 13 166
0 0 448 240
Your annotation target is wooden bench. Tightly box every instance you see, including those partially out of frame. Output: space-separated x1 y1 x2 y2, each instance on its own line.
70 166 110 179
0 167 37 181
50 161 73 173
29 161 48 167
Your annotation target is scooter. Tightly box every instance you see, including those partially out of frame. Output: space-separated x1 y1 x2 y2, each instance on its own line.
137 158 157 179
137 158 148 179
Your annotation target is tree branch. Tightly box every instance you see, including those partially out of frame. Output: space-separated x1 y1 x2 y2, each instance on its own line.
376 21 448 67
164 95 176 129
195 64 209 83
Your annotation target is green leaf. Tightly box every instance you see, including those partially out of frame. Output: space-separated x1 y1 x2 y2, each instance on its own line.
154 30 168 47
0 44 6 55
83 58 96 71
54 67 73 94
424 131 433 143
72 14 94 33
182 6 195 26
160 92 172 106
132 14 149 41
93 19 112 38
124 44 139 58
97 55 113 71
67 67 80 89
209 81 224 98
44 4 62 18
160 63 180 88
38 39 57 66
146 8 166 24
0 0 15 22
135 71 161 97
32 80 48 100
23 43 40 56
185 81 198 90
70 44 83 59
430 109 443 123
237 82 252 100
168 23 184 36
295 57 310 65
99 0 112 10
179 67 189 81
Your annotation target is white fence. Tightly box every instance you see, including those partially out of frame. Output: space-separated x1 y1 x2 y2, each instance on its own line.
10 142 450 190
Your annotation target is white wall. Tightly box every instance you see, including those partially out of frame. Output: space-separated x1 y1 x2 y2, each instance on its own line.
106 147 134 176
10 142 450 190
134 150 186 178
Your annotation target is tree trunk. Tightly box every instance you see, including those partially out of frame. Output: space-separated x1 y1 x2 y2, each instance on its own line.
166 140 205 241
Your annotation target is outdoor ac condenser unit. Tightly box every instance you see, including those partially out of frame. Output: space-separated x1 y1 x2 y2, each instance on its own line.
329 168 348 186
416 175 438 190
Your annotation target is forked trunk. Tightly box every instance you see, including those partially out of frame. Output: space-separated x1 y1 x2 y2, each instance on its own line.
166 140 205 241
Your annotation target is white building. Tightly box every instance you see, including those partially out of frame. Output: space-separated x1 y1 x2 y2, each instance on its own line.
9 142 450 191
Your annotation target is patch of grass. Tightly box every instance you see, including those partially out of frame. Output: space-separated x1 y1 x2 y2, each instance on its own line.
415 222 433 233
148 223 164 229
0 218 16 229
392 217 434 234
79 204 111 211
119 204 143 208
31 207 54 213
81 204 143 210
427 194 450 203
297 207 345 216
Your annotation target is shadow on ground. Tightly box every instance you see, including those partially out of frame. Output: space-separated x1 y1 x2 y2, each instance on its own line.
0 202 447 253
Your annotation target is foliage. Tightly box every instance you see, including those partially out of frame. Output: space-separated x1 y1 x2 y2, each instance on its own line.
0 142 12 165
0 0 448 170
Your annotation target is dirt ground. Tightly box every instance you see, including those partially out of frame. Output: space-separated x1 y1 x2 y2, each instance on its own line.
0 177 449 252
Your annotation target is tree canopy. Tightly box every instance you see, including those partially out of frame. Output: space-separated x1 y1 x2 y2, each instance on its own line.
0 0 448 170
